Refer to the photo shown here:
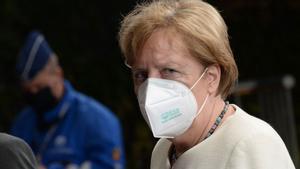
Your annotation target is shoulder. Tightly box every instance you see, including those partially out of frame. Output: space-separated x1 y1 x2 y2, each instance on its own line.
0 132 21 145
152 138 171 155
11 107 36 135
224 105 295 169
0 133 30 151
0 133 37 169
151 139 172 169
72 91 120 128
225 105 280 142
14 107 35 122
225 105 287 148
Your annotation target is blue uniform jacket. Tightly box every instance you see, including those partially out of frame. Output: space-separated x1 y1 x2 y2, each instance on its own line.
11 81 125 169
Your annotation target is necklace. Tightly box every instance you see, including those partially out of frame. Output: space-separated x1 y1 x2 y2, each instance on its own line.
169 101 229 166
169 144 177 167
205 101 229 139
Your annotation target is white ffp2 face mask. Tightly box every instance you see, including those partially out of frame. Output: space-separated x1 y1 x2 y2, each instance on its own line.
137 68 208 138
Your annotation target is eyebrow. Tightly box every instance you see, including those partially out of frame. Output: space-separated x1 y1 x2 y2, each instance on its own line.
132 59 188 71
157 60 188 69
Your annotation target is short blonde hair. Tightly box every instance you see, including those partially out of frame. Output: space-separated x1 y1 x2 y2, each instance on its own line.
118 0 238 98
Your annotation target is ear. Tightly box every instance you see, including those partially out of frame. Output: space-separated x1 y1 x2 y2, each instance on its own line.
51 66 64 89
206 65 221 95
55 66 64 79
52 67 65 99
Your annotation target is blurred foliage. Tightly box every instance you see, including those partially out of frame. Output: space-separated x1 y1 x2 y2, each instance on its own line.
0 0 300 168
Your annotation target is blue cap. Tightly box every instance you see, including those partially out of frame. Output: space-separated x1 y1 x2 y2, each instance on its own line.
16 31 54 81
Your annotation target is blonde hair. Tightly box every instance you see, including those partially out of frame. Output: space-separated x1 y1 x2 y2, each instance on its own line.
118 0 238 98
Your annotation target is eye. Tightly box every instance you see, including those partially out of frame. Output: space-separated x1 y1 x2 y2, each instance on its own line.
163 68 176 73
132 70 148 84
161 68 179 79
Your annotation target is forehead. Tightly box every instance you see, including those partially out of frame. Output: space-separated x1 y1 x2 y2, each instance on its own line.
21 69 50 91
133 29 192 67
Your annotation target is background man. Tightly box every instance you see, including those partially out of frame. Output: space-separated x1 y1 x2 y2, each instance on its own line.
11 31 125 169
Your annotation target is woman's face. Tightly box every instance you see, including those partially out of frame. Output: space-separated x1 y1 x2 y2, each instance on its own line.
131 28 209 107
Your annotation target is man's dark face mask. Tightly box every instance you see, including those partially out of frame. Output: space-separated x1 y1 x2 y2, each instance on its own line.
23 86 58 115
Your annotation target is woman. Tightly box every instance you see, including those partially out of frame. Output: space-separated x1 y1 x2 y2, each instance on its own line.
118 0 295 168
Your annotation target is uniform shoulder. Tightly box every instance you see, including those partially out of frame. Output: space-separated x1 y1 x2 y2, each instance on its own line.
11 107 36 134
13 107 36 126
72 91 119 125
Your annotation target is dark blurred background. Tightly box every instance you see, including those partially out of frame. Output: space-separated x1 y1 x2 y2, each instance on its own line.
0 0 299 168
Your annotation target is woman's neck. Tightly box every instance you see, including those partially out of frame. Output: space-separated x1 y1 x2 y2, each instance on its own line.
171 97 229 156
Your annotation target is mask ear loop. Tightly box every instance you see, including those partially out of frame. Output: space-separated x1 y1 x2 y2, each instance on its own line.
190 68 208 90
124 60 132 68
189 67 209 117
195 94 209 117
